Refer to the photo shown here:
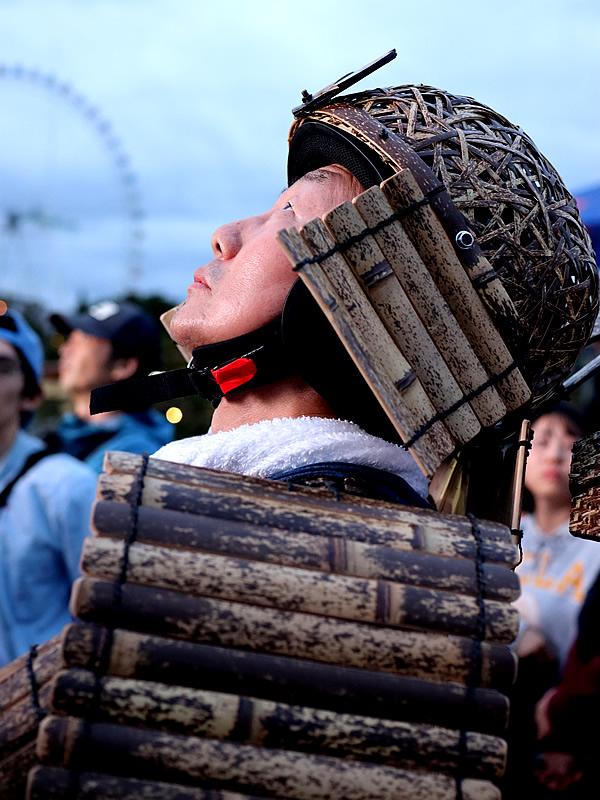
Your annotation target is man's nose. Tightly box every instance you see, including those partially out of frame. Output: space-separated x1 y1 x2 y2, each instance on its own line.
211 220 244 260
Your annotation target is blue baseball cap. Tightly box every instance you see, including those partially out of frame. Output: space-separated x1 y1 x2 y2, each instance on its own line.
0 308 44 389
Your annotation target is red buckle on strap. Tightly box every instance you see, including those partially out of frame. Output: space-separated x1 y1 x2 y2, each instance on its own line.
211 357 258 394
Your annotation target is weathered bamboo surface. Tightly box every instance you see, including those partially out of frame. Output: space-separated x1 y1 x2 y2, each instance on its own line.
0 634 61 797
36 716 501 800
0 682 51 760
322 199 481 446
97 451 520 563
70 578 515 689
101 451 510 534
92 499 519 593
353 185 506 428
570 486 600 541
80 537 518 642
49 668 505 779
277 223 454 476
275 166 531 477
1 740 38 800
27 766 274 800
380 170 530 413
24 453 519 798
60 624 510 733
570 431 600 493
569 432 600 541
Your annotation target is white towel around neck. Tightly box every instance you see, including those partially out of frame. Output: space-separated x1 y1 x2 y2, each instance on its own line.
152 416 428 499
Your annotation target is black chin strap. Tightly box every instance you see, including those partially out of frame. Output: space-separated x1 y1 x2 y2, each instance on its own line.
89 319 290 415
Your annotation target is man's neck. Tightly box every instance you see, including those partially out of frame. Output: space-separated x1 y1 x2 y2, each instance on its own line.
534 497 571 534
210 376 337 434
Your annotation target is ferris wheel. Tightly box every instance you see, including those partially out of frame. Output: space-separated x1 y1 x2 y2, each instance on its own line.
0 64 145 310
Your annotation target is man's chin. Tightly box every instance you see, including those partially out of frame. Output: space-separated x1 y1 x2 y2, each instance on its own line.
169 303 208 355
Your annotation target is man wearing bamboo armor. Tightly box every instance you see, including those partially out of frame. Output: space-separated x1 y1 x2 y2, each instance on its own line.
91 51 598 518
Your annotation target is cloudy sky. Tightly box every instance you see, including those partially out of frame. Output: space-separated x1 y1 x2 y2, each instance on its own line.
1 0 599 311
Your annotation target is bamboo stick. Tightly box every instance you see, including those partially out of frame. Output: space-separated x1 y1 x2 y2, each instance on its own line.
353 185 507 428
27 766 273 800
570 486 600 541
0 739 38 800
49 668 506 779
0 681 51 761
80 537 518 643
69 580 516 689
569 432 600 493
90 500 520 596
277 223 454 476
380 170 530 412
27 766 269 800
100 451 514 543
322 200 480 446
37 716 501 800
60 624 510 733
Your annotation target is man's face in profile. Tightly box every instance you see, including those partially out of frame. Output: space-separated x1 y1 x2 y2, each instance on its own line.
170 165 362 354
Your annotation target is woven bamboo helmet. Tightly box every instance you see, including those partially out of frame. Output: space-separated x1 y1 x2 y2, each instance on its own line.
288 82 598 408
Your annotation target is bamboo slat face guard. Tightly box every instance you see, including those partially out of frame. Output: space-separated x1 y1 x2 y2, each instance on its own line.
280 65 598 476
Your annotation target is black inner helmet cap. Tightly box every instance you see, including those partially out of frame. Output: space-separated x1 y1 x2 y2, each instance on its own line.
281 279 400 444
288 121 391 189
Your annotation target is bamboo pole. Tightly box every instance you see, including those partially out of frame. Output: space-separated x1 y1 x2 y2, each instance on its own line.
27 766 272 800
60 624 510 733
70 580 516 689
100 451 514 542
37 716 501 800
49 668 506 779
80 537 518 643
91 499 520 595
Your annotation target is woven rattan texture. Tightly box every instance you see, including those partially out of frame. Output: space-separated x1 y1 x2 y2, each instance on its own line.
340 86 598 405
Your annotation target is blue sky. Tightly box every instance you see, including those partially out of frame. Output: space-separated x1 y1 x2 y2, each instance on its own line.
1 0 599 311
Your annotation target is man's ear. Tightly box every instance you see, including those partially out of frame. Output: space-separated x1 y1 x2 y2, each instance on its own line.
108 357 139 383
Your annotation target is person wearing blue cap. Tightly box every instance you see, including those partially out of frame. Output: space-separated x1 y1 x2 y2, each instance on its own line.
49 300 174 474
0 307 97 666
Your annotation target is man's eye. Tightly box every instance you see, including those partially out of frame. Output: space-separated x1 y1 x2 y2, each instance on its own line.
282 201 294 211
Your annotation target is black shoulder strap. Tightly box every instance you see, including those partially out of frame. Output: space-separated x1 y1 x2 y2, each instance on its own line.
0 448 54 508
268 461 431 508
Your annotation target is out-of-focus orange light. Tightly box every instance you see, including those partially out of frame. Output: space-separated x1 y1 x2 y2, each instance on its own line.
166 406 183 424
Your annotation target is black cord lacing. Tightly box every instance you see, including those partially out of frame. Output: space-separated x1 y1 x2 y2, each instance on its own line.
402 360 519 450
26 644 45 723
455 512 487 798
80 452 150 766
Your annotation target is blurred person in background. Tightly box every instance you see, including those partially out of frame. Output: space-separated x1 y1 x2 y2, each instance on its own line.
503 402 600 794
515 402 600 670
532 569 600 796
0 307 97 666
49 300 174 474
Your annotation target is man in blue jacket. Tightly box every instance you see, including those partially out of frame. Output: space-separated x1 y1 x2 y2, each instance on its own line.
0 307 97 666
49 300 174 474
